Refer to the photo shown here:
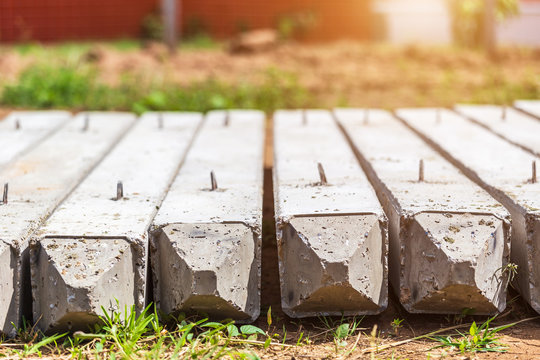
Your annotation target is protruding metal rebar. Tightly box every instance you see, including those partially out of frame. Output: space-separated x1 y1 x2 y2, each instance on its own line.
116 181 123 201
533 161 537 184
158 113 164 129
317 162 328 185
82 114 90 132
302 110 307 126
224 111 230 127
2 183 8 205
501 105 507 121
15 118 21 130
363 108 369 125
210 171 218 191
419 159 425 182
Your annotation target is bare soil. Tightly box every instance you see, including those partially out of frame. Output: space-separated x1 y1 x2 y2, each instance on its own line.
1 41 539 109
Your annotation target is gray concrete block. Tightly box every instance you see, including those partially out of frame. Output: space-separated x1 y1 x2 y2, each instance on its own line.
30 112 202 332
0 112 134 337
31 238 136 332
397 108 540 313
0 111 70 170
273 110 388 317
455 104 540 157
153 223 258 321
151 110 264 322
336 109 511 314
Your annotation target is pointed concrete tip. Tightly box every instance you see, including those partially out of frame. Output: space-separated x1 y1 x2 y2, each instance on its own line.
277 215 388 317
152 223 260 322
527 215 540 313
399 212 510 314
31 238 140 333
0 241 17 336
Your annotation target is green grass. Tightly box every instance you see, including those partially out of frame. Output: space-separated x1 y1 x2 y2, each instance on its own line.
429 315 513 353
0 64 312 114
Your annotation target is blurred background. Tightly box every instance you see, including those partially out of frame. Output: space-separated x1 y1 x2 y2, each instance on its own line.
0 0 538 114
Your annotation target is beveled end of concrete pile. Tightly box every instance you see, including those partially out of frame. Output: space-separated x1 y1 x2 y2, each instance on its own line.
399 212 510 314
0 241 17 336
151 223 260 322
31 238 142 333
277 215 388 318
525 214 540 313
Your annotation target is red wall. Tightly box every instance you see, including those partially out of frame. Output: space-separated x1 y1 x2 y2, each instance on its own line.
0 0 371 42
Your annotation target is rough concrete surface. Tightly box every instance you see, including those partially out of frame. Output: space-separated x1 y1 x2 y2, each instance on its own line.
151 110 264 322
0 111 71 170
455 104 540 157
336 108 510 314
397 108 540 313
0 112 134 336
30 112 202 333
514 100 540 119
273 110 388 317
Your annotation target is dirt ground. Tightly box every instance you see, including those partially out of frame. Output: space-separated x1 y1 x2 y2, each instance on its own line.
1 41 540 358
1 40 539 109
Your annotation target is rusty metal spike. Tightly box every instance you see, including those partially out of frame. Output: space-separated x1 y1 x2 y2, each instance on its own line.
210 171 218 191
419 159 425 182
117 181 123 201
82 114 90 132
2 183 8 204
317 162 327 185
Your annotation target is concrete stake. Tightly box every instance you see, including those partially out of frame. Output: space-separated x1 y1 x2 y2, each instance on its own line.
436 108 441 124
317 162 328 185
2 183 7 204
455 104 540 158
274 110 388 317
30 112 201 333
337 108 510 314
151 110 264 322
418 159 424 182
302 110 308 126
501 105 507 121
398 108 540 313
1 112 135 336
116 181 124 200
0 111 71 171
224 111 230 127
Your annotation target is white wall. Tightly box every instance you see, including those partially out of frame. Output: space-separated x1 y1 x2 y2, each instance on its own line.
375 0 540 47
373 0 452 45
497 3 540 46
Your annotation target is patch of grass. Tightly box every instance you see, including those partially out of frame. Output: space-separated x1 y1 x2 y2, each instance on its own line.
319 315 364 353
0 64 312 114
429 315 513 353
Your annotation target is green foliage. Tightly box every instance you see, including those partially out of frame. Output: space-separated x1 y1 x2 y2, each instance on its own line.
391 318 405 336
430 315 513 353
448 0 519 47
1 65 96 108
141 13 164 41
319 315 364 352
1 65 311 114
276 12 318 40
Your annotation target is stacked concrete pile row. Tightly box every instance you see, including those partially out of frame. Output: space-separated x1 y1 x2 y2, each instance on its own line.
0 100 539 336
1 110 263 335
